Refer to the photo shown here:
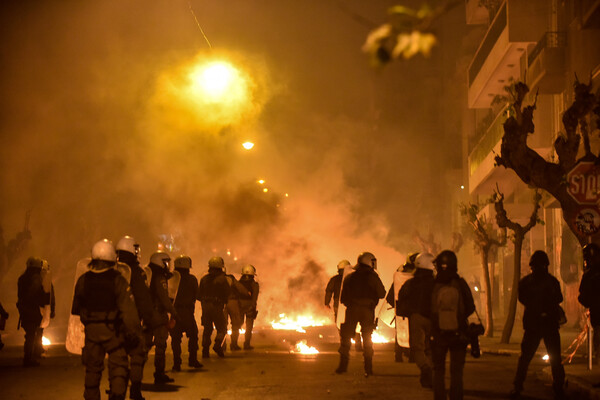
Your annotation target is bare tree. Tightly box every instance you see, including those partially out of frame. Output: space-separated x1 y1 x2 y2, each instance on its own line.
494 190 542 343
0 211 32 285
460 200 507 337
413 230 464 255
495 79 600 247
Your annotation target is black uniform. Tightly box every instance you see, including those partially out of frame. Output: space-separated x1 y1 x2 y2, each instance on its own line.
338 263 385 374
398 267 435 385
238 275 259 349
430 269 475 400
170 267 200 367
117 251 154 400
71 265 141 400
0 302 7 350
17 260 51 366
579 264 600 360
324 270 343 319
513 267 565 396
197 267 230 357
148 262 178 380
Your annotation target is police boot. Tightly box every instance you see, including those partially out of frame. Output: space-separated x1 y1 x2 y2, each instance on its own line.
243 341 254 350
129 382 145 400
188 354 203 369
202 347 210 359
213 344 225 358
363 357 373 377
230 338 241 351
335 356 349 374
419 366 433 388
153 372 175 384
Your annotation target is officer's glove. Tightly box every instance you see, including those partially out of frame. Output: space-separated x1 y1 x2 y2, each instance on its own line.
124 333 140 350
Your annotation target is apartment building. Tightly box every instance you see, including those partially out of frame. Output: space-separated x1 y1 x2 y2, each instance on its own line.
463 0 600 325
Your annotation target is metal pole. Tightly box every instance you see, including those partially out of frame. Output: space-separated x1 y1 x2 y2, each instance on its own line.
588 314 593 371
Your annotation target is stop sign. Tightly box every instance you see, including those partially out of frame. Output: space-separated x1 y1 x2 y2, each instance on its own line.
567 161 600 204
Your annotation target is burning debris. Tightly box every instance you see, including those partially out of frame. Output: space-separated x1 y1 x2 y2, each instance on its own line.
290 340 319 354
270 313 328 333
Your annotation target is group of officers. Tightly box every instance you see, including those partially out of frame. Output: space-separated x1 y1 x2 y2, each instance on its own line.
16 236 259 400
13 239 600 400
324 248 579 400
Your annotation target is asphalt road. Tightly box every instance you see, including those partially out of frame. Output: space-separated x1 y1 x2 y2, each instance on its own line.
0 327 562 400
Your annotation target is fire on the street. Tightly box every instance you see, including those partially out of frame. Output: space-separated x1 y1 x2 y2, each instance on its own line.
270 313 328 333
290 340 319 354
42 336 51 346
351 330 391 344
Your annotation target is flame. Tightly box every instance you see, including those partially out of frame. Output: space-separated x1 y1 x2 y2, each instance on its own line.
271 313 328 333
542 354 549 361
291 340 319 354
227 328 246 335
351 331 390 344
371 331 390 343
42 336 51 346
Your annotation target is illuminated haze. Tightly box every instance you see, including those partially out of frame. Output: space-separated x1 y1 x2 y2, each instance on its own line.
0 0 465 338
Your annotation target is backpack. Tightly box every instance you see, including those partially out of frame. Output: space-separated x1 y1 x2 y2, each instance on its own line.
433 280 464 331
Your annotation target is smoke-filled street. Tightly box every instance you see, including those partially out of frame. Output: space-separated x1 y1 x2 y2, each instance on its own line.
0 328 558 400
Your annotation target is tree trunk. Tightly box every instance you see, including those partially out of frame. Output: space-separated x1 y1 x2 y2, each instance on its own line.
500 234 523 343
481 247 494 337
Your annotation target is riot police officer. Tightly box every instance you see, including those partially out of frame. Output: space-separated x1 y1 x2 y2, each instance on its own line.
71 239 141 400
170 255 203 370
224 265 251 351
336 252 385 376
197 256 230 358
116 236 153 400
579 243 600 364
147 251 178 384
238 264 260 350
17 256 52 367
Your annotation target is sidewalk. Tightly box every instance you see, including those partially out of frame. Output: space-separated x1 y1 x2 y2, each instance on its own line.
479 328 600 399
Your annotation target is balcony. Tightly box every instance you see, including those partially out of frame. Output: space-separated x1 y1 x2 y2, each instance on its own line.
526 32 566 94
582 1 600 29
468 106 509 194
465 0 489 25
467 0 548 109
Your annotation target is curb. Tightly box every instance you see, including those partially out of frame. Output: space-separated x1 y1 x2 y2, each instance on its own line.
540 366 600 400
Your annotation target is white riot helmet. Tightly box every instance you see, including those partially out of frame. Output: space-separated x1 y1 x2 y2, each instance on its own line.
208 256 225 270
150 251 171 270
174 255 192 269
357 252 377 269
415 253 435 270
241 264 256 276
337 259 351 271
91 239 117 263
116 235 140 256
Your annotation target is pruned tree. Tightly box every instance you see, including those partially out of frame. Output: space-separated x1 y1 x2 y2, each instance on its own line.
413 230 463 255
0 210 32 285
460 200 507 337
495 79 600 247
494 189 542 344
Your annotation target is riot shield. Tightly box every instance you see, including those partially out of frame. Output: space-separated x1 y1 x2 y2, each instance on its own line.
65 258 91 355
40 263 52 329
335 264 355 329
168 270 181 302
394 270 413 348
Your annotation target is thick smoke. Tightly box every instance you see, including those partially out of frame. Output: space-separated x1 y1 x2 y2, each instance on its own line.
0 0 462 342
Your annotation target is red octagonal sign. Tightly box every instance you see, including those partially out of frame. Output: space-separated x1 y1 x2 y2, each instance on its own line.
567 161 600 204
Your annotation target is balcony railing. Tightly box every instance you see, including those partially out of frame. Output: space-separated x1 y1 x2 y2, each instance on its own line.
469 105 510 175
468 2 507 86
527 31 567 66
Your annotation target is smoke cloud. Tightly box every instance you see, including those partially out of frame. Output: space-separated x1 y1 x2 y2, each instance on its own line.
0 0 464 341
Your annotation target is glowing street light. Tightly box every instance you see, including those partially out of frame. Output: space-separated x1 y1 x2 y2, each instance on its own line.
257 179 265 185
243 141 254 150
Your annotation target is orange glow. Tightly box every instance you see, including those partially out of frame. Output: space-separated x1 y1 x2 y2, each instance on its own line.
290 340 319 354
271 313 328 333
